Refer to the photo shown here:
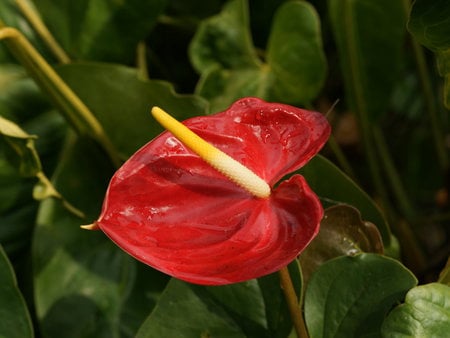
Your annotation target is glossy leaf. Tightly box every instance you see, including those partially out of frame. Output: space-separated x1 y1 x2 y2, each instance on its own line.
0 245 34 338
299 155 392 247
137 261 302 338
305 253 417 338
408 0 450 108
300 205 384 283
33 0 167 62
190 0 327 112
96 97 330 285
328 0 407 121
55 62 208 157
33 136 166 338
382 283 450 337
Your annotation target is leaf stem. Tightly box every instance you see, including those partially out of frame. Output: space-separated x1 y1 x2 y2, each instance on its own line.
15 0 70 64
0 26 122 168
279 266 309 338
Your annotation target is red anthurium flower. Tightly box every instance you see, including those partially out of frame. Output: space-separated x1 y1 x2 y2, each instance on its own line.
92 97 330 285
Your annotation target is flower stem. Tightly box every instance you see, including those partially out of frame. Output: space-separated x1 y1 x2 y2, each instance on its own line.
279 266 309 338
15 0 70 64
0 25 122 168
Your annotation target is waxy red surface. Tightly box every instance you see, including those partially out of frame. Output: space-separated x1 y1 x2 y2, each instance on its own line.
96 97 331 285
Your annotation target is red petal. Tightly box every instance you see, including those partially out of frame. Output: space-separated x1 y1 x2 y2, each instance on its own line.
183 97 331 185
96 98 329 285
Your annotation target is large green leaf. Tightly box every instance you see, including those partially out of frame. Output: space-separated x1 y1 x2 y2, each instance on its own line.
382 283 450 337
328 0 407 121
33 0 168 63
137 261 302 338
304 254 417 338
190 0 327 112
0 245 34 338
408 0 450 108
33 135 167 338
136 279 248 338
55 62 208 157
266 0 327 104
299 155 392 247
189 0 259 72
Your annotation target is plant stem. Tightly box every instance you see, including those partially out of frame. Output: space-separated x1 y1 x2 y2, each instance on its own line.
136 41 149 80
15 0 70 64
279 266 309 338
0 26 122 168
402 0 448 172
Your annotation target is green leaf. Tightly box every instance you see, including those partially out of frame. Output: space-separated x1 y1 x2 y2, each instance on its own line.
382 283 450 337
408 0 450 108
136 279 248 338
190 0 327 112
0 245 34 338
300 205 384 284
55 62 208 157
33 0 168 62
304 253 417 338
266 0 327 104
196 64 271 113
0 115 64 202
33 135 167 338
328 0 407 121
189 0 260 73
299 155 392 247
137 261 302 338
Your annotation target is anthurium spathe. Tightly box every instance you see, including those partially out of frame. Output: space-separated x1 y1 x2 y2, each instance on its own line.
93 97 330 285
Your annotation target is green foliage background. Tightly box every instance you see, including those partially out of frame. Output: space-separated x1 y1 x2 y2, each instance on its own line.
0 0 449 337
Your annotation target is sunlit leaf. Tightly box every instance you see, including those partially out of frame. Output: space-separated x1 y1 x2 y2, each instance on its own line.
382 283 450 337
0 245 34 338
305 254 417 338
